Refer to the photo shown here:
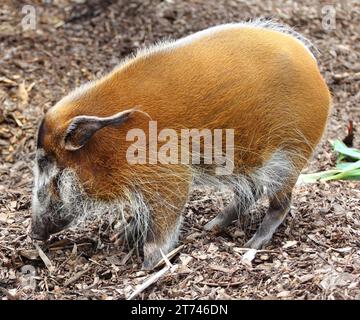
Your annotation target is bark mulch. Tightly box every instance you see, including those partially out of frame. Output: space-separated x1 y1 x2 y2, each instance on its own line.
0 0 359 299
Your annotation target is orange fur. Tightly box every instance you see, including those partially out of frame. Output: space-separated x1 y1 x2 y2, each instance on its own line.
43 27 330 198
36 24 331 267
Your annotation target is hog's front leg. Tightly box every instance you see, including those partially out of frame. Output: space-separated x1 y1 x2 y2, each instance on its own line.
142 215 183 270
142 169 191 270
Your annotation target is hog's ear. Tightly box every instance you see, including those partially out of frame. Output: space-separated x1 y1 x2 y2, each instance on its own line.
63 109 135 151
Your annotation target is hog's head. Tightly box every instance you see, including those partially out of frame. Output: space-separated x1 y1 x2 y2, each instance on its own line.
31 106 137 241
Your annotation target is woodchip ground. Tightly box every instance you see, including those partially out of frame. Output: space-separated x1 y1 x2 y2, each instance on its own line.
0 0 359 299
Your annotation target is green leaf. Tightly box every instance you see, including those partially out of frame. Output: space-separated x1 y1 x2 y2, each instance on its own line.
323 168 360 181
335 160 360 171
332 140 360 160
299 141 360 183
298 170 342 183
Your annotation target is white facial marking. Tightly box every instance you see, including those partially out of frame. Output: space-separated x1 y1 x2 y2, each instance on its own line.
32 149 59 217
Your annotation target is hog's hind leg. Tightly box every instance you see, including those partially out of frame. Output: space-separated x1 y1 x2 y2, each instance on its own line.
244 190 292 249
204 179 261 232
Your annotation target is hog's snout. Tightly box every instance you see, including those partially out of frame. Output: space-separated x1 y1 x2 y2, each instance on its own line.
30 214 51 241
30 211 74 241
30 229 50 241
32 149 83 240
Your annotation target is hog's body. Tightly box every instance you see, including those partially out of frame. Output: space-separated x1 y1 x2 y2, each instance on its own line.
32 21 331 269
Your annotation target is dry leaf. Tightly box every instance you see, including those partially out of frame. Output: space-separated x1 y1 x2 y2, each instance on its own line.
298 274 314 284
19 249 39 260
17 82 28 105
282 241 297 249
34 243 55 273
241 249 257 267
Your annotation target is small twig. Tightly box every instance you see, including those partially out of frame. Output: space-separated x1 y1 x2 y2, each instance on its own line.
209 264 237 274
200 281 243 287
81 276 100 291
88 258 109 269
48 242 93 251
0 244 16 251
34 243 55 273
120 248 134 266
234 247 276 254
153 244 184 269
307 234 353 254
128 250 178 300
64 269 90 287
